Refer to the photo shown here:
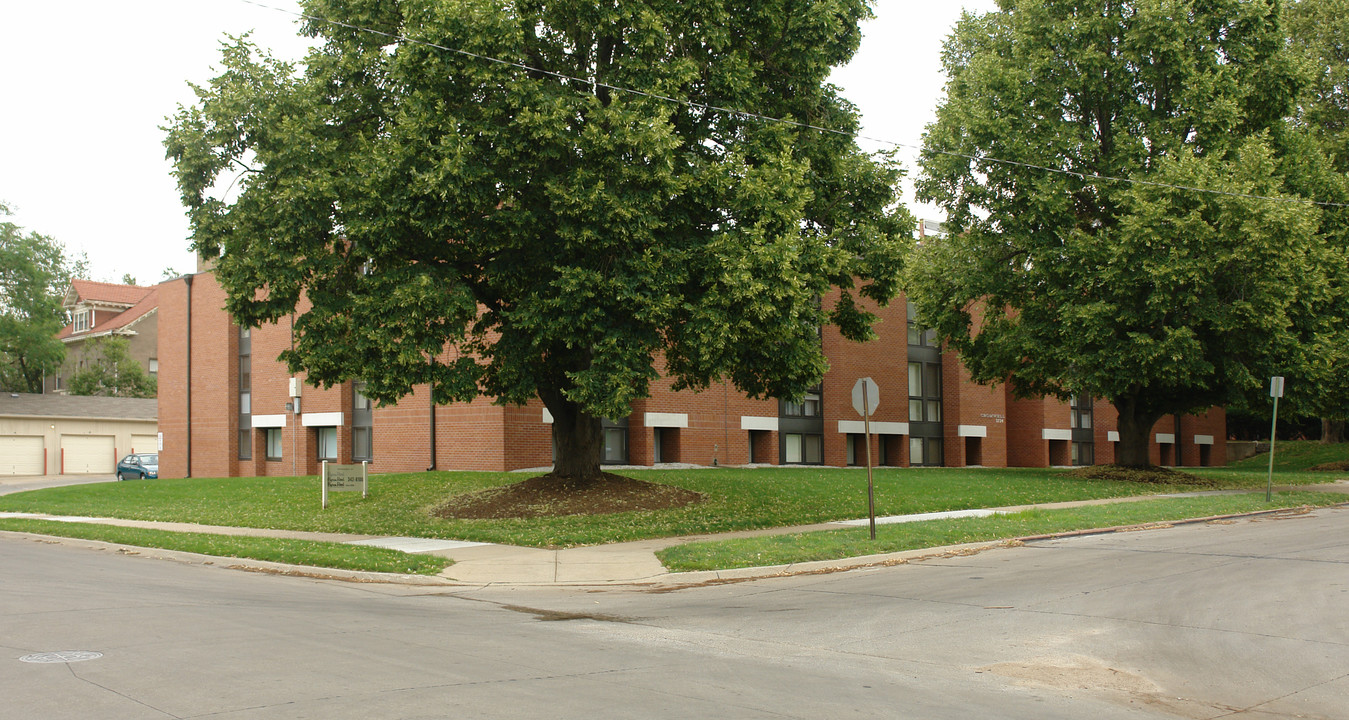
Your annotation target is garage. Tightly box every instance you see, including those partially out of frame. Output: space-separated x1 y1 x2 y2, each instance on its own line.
0 436 45 475
130 434 159 454
61 435 116 474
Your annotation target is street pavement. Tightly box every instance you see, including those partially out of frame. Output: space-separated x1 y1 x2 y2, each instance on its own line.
2 506 1346 719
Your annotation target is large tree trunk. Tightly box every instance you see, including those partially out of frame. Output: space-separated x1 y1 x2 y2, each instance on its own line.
1113 396 1163 467
1324 418 1346 444
539 387 604 480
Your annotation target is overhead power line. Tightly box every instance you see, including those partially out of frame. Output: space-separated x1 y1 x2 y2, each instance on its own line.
235 0 1347 209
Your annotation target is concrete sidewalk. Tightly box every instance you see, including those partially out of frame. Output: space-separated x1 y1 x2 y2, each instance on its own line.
3 483 1347 587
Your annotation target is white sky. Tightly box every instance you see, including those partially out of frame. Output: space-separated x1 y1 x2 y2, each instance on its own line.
0 0 998 285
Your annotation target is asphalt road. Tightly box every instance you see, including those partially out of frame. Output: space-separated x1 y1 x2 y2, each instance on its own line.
2 507 1346 719
0 474 118 497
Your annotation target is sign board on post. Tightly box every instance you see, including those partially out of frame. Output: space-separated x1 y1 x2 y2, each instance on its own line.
1267 377 1284 502
322 461 369 509
851 378 879 540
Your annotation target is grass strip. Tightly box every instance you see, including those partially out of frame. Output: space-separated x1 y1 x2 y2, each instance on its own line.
0 466 1300 549
0 519 452 576
656 492 1349 572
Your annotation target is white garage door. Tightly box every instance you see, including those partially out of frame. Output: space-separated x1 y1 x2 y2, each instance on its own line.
131 434 158 454
0 436 45 475
62 435 115 474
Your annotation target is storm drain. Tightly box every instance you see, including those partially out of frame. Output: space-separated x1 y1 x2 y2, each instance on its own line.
20 651 103 664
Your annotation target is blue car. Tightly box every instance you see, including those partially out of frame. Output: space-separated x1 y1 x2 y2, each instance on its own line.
116 453 158 480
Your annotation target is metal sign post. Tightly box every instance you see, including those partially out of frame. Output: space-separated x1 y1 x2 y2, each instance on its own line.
851 377 879 540
1267 377 1284 502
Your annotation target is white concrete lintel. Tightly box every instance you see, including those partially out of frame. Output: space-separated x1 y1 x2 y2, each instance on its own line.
644 412 689 428
838 420 909 435
1107 431 1120 442
958 424 987 438
1194 435 1215 446
301 412 344 428
1156 433 1176 444
1042 428 1072 441
251 414 287 428
740 416 778 431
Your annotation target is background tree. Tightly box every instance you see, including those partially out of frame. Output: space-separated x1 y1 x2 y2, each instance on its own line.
0 203 86 393
911 0 1332 466
165 0 910 480
1285 0 1349 443
67 336 157 398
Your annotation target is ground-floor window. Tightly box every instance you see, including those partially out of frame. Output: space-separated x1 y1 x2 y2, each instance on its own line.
1072 441 1094 466
238 429 252 460
910 436 943 467
266 428 283 460
784 433 822 464
317 427 337 462
602 427 628 464
352 426 372 462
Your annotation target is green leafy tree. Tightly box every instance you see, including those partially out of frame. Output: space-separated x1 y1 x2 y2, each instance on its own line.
165 0 910 479
911 0 1333 466
0 203 85 393
1286 0 1349 443
67 336 157 398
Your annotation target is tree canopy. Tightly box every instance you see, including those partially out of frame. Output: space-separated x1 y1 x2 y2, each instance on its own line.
0 203 84 393
165 0 911 477
68 336 157 399
911 0 1337 465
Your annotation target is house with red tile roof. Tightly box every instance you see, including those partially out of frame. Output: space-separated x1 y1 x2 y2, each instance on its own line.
44 280 159 395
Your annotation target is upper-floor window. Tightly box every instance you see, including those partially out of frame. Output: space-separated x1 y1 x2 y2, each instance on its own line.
907 303 938 348
72 308 91 333
908 362 942 422
782 387 822 417
1070 395 1093 429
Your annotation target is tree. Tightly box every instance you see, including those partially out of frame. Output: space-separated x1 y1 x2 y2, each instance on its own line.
1286 0 1349 443
165 0 910 479
911 0 1333 466
0 203 84 393
67 336 157 398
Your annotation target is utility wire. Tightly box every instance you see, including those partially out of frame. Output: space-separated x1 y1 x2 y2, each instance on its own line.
236 0 1348 209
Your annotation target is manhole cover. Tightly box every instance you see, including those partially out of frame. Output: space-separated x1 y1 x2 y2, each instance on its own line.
20 651 103 664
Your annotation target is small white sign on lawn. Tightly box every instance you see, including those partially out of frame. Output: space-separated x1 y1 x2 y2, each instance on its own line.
322 461 368 509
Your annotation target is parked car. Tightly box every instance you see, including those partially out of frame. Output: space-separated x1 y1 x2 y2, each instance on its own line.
116 453 158 480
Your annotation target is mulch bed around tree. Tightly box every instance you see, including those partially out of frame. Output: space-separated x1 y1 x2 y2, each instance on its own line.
432 473 706 519
1064 464 1220 487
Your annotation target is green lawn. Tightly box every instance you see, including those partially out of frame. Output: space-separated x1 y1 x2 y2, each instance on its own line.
1 461 1337 549
656 491 1349 571
0 518 451 575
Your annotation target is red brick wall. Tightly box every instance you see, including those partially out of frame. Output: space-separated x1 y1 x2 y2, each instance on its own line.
159 279 1228 476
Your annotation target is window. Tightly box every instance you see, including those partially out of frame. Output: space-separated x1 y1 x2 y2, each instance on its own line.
317 427 337 461
910 436 943 467
1072 441 1094 466
784 433 823 464
266 428 283 460
908 362 942 422
907 303 938 348
148 358 158 375
238 327 252 415
1070 395 1094 466
602 427 627 464
782 388 822 417
238 429 252 460
352 427 372 462
1070 395 1093 429
72 308 90 333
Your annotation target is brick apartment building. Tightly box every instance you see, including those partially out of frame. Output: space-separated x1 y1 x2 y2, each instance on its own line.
156 271 1226 478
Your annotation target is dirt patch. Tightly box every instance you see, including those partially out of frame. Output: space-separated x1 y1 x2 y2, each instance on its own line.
1307 461 1349 471
1064 464 1219 487
432 473 705 519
